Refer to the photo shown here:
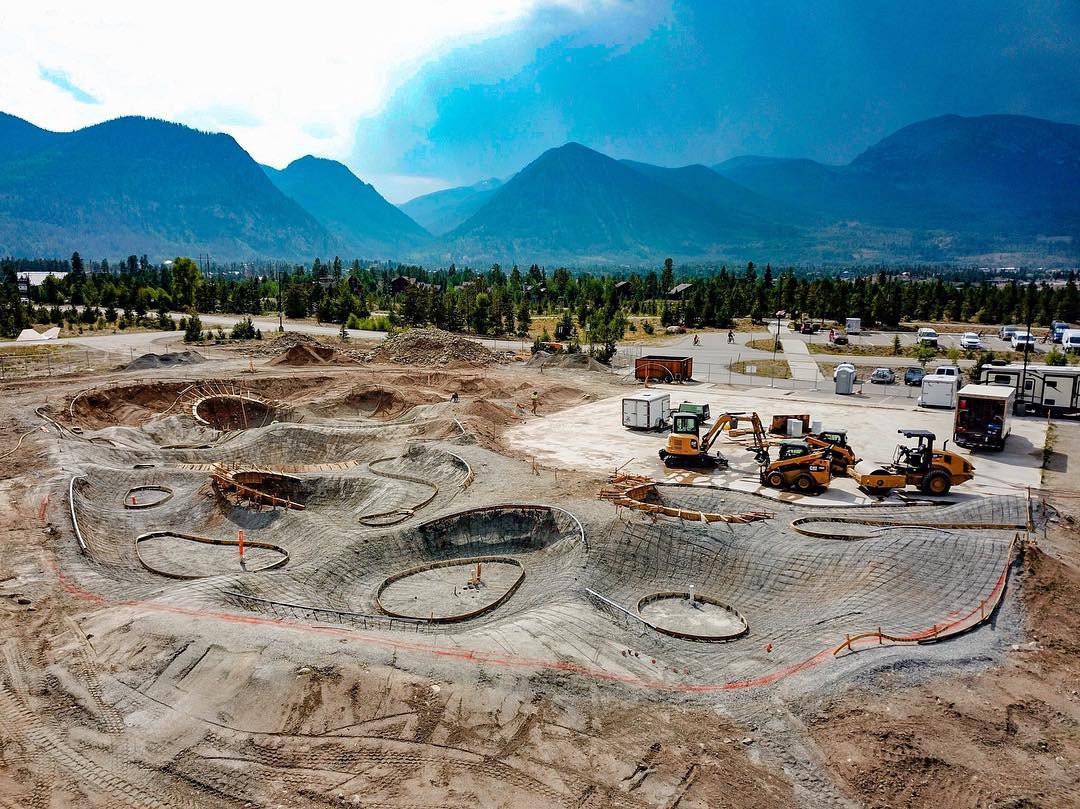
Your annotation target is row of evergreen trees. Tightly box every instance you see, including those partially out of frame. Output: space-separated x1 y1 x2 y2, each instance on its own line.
3 253 1078 340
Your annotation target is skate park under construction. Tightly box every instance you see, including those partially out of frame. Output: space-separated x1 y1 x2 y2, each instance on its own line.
3 329 1053 808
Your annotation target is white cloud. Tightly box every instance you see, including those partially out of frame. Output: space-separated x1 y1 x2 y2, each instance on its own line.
0 1 597 168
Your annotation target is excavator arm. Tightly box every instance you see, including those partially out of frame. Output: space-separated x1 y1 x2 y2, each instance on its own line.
699 412 744 453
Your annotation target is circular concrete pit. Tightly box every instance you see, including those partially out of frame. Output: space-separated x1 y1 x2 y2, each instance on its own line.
376 557 525 622
135 531 289 579
637 592 749 641
193 395 278 431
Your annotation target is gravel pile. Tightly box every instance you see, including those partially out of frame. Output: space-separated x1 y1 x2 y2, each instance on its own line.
526 350 609 371
125 351 206 371
252 332 365 360
365 328 504 367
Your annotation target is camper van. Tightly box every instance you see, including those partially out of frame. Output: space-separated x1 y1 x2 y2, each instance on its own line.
977 363 1080 416
1061 329 1080 353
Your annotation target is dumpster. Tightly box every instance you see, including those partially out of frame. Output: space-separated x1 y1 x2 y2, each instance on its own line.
635 355 693 382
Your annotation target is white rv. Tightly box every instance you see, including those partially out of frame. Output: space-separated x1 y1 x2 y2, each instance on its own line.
977 363 1080 416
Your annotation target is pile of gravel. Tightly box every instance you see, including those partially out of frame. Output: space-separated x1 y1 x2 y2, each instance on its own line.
125 351 206 371
525 350 609 371
365 328 504 367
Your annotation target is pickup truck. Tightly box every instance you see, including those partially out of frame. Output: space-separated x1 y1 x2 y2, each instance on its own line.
916 327 939 348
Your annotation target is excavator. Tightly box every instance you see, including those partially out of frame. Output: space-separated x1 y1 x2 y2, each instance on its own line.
753 440 833 492
847 429 975 495
659 411 763 468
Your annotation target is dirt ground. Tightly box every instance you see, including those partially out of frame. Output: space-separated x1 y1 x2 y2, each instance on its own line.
0 335 1077 808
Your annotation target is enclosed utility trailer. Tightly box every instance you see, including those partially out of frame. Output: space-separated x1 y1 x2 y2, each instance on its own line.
622 391 671 430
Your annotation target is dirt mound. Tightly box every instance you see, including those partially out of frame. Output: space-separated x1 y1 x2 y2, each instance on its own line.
527 351 608 371
125 351 206 371
254 332 365 361
366 328 504 368
269 342 359 366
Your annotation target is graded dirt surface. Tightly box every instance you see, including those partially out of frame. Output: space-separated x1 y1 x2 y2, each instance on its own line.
0 336 1075 808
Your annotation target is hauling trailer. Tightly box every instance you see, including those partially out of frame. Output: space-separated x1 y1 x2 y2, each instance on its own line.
622 391 671 431
977 363 1080 417
954 384 1014 451
635 355 693 382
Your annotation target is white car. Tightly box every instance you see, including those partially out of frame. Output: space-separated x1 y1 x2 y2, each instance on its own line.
832 362 856 381
960 332 981 350
1012 331 1036 351
998 325 1019 341
916 327 939 347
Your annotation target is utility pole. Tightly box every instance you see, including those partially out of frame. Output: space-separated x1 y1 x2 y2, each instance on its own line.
1019 306 1033 415
277 265 284 332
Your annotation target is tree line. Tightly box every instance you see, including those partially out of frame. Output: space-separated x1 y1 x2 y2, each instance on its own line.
2 252 1078 341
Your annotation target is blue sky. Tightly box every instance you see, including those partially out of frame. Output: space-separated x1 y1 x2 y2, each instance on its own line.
353 0 1080 200
4 0 1079 202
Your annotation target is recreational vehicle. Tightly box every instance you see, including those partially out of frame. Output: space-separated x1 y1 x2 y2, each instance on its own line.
977 363 1080 416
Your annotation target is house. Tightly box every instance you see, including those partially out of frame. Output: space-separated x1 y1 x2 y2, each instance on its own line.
389 275 415 294
667 283 694 299
17 271 68 295
613 280 632 299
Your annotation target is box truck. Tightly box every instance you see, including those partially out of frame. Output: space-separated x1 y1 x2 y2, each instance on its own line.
954 384 1015 451
917 374 958 408
622 391 671 430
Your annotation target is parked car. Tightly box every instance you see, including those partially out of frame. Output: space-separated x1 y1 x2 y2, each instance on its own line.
1012 331 1036 351
829 331 849 345
833 362 857 381
1051 320 1069 343
934 365 962 380
916 327 939 348
904 367 925 386
870 367 896 384
998 325 1019 341
960 332 982 350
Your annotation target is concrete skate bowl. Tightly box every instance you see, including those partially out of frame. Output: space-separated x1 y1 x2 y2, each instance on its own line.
135 531 289 580
585 496 1022 681
225 504 586 629
607 481 775 524
358 446 474 526
123 485 174 509
191 392 281 431
211 467 306 510
376 556 526 622
165 423 408 470
313 383 443 420
69 381 196 429
637 591 749 642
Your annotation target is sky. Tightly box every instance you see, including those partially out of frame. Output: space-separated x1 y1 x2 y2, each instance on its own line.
3 0 1079 202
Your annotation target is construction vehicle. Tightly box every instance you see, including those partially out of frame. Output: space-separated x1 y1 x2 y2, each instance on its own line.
847 429 975 495
754 440 833 492
805 428 857 476
658 411 753 468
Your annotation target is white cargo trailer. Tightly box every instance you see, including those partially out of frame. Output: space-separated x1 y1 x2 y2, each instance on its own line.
845 317 861 334
917 374 958 408
622 391 671 430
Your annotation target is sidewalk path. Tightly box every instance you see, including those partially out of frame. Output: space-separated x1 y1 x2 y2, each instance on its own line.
780 338 824 382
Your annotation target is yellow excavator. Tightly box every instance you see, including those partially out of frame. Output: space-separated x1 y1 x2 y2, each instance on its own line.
753 440 833 492
847 429 975 495
659 411 762 468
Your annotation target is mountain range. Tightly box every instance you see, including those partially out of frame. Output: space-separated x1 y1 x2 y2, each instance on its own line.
0 111 1077 265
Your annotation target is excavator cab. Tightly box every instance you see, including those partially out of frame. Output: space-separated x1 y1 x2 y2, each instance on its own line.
658 412 742 468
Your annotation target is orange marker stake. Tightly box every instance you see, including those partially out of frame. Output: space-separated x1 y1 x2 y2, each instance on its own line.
238 529 245 560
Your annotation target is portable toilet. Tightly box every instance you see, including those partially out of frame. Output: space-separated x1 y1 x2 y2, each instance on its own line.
834 367 855 395
845 317 861 335
622 391 671 430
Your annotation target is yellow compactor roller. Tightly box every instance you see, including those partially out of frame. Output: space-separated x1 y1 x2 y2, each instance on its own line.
848 429 974 495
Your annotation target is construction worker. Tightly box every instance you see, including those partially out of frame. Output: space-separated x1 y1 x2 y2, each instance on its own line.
727 329 735 344
531 390 539 414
